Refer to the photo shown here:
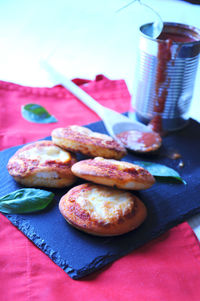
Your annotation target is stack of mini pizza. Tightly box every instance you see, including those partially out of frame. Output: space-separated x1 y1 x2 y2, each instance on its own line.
7 125 155 236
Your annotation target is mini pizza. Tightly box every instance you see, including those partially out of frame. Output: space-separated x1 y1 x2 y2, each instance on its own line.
59 183 147 236
51 125 126 159
71 157 155 190
7 140 77 188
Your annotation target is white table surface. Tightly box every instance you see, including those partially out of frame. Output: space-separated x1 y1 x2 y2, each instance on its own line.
0 0 200 237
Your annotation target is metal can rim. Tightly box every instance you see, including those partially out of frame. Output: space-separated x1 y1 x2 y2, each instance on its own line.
140 22 200 45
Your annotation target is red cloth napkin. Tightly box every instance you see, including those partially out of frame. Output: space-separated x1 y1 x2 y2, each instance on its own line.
1 77 200 301
0 75 128 150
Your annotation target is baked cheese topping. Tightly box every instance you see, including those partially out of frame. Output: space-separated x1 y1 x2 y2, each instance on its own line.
70 126 113 141
21 144 70 163
70 125 90 135
90 132 113 141
93 157 142 172
76 186 133 222
94 157 136 169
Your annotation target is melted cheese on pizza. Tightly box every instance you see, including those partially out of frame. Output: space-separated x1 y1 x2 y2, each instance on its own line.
21 144 70 163
76 186 133 223
70 125 113 141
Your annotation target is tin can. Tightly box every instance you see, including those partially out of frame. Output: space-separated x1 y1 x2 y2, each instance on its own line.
130 22 200 132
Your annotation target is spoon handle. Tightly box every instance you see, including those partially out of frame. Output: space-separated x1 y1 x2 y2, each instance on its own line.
41 61 104 116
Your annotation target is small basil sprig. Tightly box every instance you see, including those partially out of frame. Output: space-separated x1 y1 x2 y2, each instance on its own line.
134 161 186 184
21 103 57 123
0 188 54 214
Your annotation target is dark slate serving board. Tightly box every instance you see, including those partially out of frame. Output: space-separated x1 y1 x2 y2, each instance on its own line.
1 118 200 279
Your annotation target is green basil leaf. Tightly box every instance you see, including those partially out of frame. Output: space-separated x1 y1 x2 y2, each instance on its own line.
0 188 54 214
21 104 57 123
133 161 186 184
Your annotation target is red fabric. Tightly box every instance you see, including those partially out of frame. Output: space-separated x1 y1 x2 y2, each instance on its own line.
0 76 129 150
1 77 200 301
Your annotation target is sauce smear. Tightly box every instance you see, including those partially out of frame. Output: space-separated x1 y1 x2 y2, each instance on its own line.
149 37 172 135
149 30 197 135
117 130 162 153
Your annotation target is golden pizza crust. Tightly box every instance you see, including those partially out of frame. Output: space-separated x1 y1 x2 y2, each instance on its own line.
7 140 77 188
51 125 126 159
71 157 155 190
59 183 147 236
